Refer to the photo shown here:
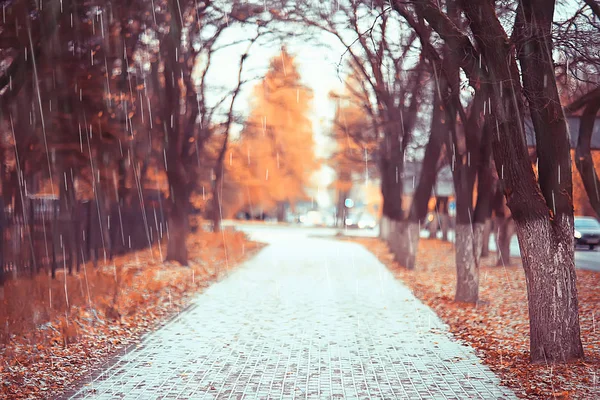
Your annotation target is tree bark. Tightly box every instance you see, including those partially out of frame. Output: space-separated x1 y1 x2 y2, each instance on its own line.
58 165 77 275
481 219 492 257
473 123 494 259
165 183 189 266
389 221 420 269
408 98 446 224
438 197 450 241
212 136 227 233
159 0 196 265
212 48 252 232
380 215 391 240
495 215 513 267
454 224 479 303
443 19 482 304
428 212 438 239
515 215 583 362
379 137 404 225
337 190 348 228
513 0 583 362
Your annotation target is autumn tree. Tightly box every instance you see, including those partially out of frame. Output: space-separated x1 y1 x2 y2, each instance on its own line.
395 0 584 362
328 79 378 227
231 47 317 220
115 0 268 263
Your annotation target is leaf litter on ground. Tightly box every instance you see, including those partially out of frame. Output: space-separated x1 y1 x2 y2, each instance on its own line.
0 219 265 399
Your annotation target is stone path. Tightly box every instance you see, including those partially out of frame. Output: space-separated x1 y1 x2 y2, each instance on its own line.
69 229 515 399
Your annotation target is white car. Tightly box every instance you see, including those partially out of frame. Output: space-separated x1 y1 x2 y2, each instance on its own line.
357 213 378 229
574 216 600 250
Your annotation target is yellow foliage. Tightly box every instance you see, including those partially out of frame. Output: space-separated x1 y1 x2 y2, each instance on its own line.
229 47 317 211
328 73 377 198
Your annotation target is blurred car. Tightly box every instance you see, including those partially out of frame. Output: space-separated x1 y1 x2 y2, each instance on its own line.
345 212 377 229
574 216 600 250
304 210 324 226
357 213 377 229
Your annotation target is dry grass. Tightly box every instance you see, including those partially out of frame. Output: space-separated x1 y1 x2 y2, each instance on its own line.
0 222 264 399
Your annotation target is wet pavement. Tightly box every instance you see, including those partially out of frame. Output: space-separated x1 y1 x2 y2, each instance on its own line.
69 227 515 399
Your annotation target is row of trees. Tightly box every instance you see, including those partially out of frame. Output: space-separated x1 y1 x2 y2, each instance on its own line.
228 48 318 221
0 0 320 274
1 0 599 365
295 0 599 364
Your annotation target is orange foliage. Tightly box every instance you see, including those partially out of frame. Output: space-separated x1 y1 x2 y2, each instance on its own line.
328 73 378 209
0 221 264 399
228 47 317 212
330 98 371 185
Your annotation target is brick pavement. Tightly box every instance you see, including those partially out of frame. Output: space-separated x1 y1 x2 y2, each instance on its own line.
69 233 515 399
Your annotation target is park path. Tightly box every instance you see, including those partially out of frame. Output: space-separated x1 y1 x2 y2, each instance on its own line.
69 228 515 399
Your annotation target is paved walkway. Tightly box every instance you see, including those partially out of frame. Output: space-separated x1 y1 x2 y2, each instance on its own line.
70 230 515 399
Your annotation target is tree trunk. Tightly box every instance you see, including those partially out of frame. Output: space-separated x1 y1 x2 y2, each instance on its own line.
212 181 222 233
379 136 404 229
212 46 248 232
428 213 438 239
0 196 4 285
408 90 446 224
515 0 584 362
437 197 450 241
58 166 77 275
495 216 513 266
389 221 420 269
166 206 189 265
380 215 390 240
481 219 492 257
491 183 508 264
473 222 485 263
515 215 583 362
574 98 600 217
449 156 478 303
403 90 447 264
454 223 480 303
165 173 189 265
337 190 348 229
88 194 110 269
453 203 479 305
473 123 494 258
276 202 286 223
160 5 191 265
440 214 450 241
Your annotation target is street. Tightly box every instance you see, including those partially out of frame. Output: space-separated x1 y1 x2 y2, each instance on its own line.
227 222 600 272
